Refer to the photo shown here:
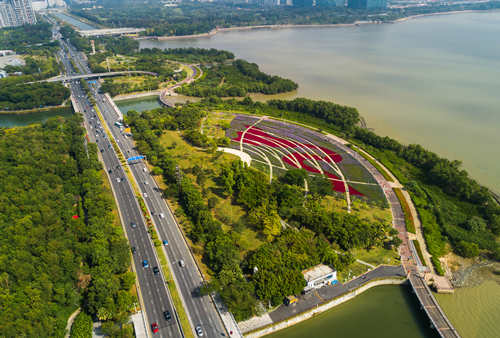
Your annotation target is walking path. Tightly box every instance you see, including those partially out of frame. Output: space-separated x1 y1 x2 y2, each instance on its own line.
64 308 80 338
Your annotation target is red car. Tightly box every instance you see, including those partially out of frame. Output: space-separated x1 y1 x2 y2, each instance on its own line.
151 322 159 334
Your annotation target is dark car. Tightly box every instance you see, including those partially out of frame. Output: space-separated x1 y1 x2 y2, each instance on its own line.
108 169 112 174
163 310 171 321
100 149 104 153
153 266 160 275
130 222 137 228
151 322 159 334
131 246 136 254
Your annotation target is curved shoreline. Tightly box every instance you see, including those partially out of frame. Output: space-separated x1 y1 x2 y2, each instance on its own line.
244 278 406 338
138 9 498 41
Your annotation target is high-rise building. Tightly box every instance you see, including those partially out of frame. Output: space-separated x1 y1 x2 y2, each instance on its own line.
0 1 17 27
0 0 36 28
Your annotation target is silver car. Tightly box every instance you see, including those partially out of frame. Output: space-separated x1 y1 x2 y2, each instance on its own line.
195 326 203 337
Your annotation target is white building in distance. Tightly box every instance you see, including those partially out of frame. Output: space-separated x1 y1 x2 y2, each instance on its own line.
302 264 338 292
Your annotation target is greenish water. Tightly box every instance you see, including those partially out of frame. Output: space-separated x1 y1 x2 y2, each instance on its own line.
267 285 438 338
116 97 161 114
51 12 97 31
140 11 500 194
0 110 73 128
435 265 500 338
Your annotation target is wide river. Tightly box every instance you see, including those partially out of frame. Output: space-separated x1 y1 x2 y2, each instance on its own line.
139 11 500 338
140 11 500 194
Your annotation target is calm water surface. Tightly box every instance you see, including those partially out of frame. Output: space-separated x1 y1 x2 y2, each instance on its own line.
51 12 97 31
268 285 438 338
141 11 500 193
0 110 73 128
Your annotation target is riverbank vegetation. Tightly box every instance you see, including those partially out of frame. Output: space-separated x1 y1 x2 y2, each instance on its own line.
176 59 297 97
0 116 135 336
70 1 500 37
0 82 70 111
124 103 399 320
0 22 57 52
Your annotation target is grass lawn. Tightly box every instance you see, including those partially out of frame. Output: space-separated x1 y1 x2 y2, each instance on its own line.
337 262 370 283
112 75 150 86
321 195 391 225
351 247 400 266
202 111 234 138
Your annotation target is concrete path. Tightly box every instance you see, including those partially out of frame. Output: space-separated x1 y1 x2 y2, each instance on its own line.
64 308 81 338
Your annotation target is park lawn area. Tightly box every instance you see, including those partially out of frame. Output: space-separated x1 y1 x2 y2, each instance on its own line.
98 55 137 71
321 195 391 225
351 247 400 267
113 75 149 85
214 198 264 259
202 111 234 138
156 130 267 273
337 261 370 283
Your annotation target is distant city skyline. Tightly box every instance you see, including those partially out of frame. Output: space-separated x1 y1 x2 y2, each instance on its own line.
0 0 36 28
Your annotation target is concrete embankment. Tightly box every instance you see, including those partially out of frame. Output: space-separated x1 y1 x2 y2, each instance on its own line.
244 278 406 338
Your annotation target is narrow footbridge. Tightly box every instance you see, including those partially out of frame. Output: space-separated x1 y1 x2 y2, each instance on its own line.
44 71 157 82
408 273 460 338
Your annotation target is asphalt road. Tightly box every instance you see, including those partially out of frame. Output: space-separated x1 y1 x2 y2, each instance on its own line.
64 46 227 337
96 90 227 338
60 39 181 338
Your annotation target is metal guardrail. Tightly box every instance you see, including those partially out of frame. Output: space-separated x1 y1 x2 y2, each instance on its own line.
408 274 460 338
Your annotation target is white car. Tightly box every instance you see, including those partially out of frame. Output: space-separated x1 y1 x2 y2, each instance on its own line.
195 326 203 337
143 193 148 198
116 178 120 183
159 213 165 219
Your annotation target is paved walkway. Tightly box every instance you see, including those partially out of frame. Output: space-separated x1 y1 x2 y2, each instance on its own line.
64 308 80 338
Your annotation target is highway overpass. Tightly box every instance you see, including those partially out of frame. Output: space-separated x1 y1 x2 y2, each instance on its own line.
44 71 157 82
78 28 146 37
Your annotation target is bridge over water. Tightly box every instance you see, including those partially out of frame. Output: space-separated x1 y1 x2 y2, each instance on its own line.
408 273 460 338
43 71 157 83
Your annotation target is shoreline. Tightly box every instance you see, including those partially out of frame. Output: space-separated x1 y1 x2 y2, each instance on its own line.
138 9 499 41
243 278 406 337
0 105 72 115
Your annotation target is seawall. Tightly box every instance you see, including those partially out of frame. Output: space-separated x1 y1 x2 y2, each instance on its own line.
244 278 406 338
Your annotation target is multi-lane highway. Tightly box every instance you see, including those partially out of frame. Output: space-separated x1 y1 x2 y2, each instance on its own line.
96 83 228 338
59 34 182 338
59 28 230 337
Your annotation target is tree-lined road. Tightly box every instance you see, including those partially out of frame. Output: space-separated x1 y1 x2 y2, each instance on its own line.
59 32 182 338
96 89 228 337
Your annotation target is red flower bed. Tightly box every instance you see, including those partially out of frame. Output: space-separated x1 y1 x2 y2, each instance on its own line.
233 126 363 196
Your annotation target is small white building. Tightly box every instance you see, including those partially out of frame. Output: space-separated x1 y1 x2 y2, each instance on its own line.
302 264 337 292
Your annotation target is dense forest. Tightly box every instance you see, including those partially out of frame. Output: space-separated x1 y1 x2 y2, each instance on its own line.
176 59 298 97
125 104 396 320
0 82 70 111
187 97 500 274
0 116 135 336
0 22 56 52
71 1 500 36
